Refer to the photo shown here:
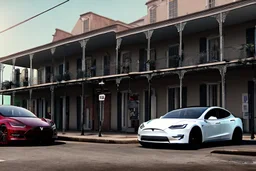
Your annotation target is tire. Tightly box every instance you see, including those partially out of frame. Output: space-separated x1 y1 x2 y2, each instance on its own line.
188 127 202 149
0 125 8 145
232 128 243 145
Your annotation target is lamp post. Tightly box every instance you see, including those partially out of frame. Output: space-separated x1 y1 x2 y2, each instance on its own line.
98 80 105 137
1 65 5 105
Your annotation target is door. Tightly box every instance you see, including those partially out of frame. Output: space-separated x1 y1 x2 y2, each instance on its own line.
121 92 129 131
66 96 70 131
168 45 179 68
139 48 147 72
102 94 111 131
76 96 81 131
203 109 222 142
217 108 233 140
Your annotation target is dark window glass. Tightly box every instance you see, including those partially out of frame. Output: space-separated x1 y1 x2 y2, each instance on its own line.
162 107 208 119
204 109 217 119
217 109 231 119
0 106 36 118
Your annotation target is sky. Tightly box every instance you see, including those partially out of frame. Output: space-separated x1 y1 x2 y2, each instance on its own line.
0 0 148 103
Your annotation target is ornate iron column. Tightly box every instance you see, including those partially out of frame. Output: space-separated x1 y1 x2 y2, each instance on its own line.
144 30 154 71
116 38 122 74
29 54 34 86
177 70 186 108
218 65 227 108
214 12 228 61
175 22 186 67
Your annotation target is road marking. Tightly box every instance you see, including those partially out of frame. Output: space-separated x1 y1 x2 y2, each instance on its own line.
0 160 5 162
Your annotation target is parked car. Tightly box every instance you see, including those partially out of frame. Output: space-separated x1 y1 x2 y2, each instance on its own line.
0 105 57 145
138 106 243 148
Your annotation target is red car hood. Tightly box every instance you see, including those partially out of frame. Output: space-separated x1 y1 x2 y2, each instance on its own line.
10 117 51 127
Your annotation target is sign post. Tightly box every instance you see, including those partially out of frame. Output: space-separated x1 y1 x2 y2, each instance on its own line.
98 94 105 137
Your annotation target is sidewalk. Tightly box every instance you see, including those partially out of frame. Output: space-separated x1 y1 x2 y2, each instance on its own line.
57 132 138 144
57 132 256 144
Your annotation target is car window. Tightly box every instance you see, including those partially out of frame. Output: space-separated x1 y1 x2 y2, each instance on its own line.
204 109 217 120
217 109 231 119
0 106 36 118
162 107 208 119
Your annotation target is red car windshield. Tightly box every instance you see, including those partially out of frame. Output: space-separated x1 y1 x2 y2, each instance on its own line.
0 106 37 118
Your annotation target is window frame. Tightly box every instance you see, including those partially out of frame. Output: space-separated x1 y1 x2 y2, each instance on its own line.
149 5 157 24
169 0 178 19
206 83 220 107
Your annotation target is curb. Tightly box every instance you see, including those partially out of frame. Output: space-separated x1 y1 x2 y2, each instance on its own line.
211 150 256 156
58 136 139 144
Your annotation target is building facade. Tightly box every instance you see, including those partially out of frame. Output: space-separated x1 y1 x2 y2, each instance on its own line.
0 0 256 133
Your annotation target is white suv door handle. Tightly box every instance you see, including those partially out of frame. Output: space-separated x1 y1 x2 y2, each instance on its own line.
215 122 221 124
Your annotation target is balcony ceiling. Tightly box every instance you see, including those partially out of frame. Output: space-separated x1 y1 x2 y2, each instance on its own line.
2 31 116 69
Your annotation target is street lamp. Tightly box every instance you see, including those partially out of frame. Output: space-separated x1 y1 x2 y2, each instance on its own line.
98 80 105 137
0 64 5 105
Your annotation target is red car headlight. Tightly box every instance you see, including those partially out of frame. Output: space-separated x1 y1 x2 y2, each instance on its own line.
9 121 26 128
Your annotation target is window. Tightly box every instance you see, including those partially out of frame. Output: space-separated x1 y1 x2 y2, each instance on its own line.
150 6 157 24
83 19 89 33
208 0 215 8
168 44 179 68
204 109 217 119
207 37 220 62
204 108 231 120
207 84 220 106
168 87 187 111
163 107 208 119
218 109 231 119
169 0 178 19
121 52 131 73
0 106 36 118
103 53 110 75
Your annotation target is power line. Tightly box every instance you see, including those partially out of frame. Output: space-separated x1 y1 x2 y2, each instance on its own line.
0 0 69 34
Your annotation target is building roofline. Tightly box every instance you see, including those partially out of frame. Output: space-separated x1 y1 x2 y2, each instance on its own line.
55 28 73 36
145 0 158 5
117 0 256 38
0 24 120 62
80 12 132 28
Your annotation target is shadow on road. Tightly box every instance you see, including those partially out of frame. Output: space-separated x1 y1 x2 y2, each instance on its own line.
138 140 256 150
0 141 66 147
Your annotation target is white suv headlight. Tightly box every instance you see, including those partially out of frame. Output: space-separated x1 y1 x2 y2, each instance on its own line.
169 124 187 129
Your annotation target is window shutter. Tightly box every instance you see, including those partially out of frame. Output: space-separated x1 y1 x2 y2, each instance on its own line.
168 88 175 111
150 7 156 24
248 81 254 132
83 19 89 32
139 49 146 72
169 0 178 19
200 84 207 106
246 27 255 57
65 61 69 72
182 87 187 108
200 37 207 53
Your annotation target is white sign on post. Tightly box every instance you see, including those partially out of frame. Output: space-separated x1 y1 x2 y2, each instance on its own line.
99 94 105 101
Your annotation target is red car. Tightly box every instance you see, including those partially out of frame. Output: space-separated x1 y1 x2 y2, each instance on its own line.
0 105 57 145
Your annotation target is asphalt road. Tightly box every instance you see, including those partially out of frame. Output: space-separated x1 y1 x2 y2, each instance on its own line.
0 141 256 171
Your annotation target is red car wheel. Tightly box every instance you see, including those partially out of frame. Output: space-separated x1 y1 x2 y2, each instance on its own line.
0 125 8 145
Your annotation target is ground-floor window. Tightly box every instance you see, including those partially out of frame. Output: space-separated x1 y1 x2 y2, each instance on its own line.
207 83 220 106
168 86 187 112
